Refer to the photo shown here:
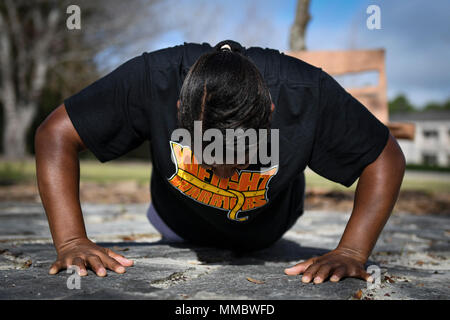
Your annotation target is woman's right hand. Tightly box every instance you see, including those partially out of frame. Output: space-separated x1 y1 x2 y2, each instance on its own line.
49 238 134 277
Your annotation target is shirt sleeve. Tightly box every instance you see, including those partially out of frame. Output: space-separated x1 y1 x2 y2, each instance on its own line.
308 70 390 187
64 54 151 162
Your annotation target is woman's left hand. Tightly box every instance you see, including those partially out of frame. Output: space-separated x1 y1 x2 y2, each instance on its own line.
284 247 374 284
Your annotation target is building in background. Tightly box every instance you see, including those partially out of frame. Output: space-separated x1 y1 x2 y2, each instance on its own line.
390 111 450 167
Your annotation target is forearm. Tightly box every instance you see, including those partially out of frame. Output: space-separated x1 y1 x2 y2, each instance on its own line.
35 105 88 251
337 134 405 261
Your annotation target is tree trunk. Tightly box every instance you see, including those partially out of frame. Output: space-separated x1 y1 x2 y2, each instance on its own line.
2 105 36 159
289 0 311 51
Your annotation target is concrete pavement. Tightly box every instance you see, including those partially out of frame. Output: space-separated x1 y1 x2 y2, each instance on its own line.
0 203 448 299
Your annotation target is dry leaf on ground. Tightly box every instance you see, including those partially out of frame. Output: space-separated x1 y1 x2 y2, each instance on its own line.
246 277 265 284
353 289 363 299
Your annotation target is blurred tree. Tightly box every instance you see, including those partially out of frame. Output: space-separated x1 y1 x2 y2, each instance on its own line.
423 102 442 111
0 1 60 159
0 0 175 159
423 99 450 111
289 0 311 51
388 94 416 113
444 99 450 111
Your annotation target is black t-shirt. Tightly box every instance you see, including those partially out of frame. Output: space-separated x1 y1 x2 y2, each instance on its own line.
64 40 389 251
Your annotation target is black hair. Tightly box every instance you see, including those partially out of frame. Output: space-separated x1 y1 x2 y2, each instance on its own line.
178 41 273 140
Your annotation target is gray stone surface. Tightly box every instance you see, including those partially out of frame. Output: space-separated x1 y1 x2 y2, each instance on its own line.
0 202 449 300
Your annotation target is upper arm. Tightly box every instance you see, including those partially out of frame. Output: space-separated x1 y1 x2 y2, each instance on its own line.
364 133 406 174
35 103 87 153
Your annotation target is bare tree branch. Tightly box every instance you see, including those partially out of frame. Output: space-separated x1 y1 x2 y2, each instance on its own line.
289 0 311 51
5 0 28 98
29 8 60 102
0 13 16 115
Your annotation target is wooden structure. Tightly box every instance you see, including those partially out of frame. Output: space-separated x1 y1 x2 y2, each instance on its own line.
286 49 415 140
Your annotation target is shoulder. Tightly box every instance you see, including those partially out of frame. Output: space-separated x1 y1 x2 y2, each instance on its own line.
247 46 321 86
143 42 213 70
279 52 321 85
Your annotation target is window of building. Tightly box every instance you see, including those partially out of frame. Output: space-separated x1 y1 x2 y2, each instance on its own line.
422 153 438 166
422 130 439 139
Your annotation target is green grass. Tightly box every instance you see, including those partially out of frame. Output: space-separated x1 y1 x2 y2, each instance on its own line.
304 168 450 193
77 161 151 185
0 160 152 185
1 160 449 194
395 178 450 193
0 161 29 185
406 163 450 173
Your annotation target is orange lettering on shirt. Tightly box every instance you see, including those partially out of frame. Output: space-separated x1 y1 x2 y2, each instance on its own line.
179 180 192 192
210 194 229 209
259 167 278 189
238 172 260 191
197 165 211 182
185 185 201 200
197 190 212 205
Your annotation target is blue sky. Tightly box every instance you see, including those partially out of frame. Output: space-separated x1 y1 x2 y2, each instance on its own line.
134 0 449 108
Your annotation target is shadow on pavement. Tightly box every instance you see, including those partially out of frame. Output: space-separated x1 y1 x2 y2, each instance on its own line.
96 238 377 267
